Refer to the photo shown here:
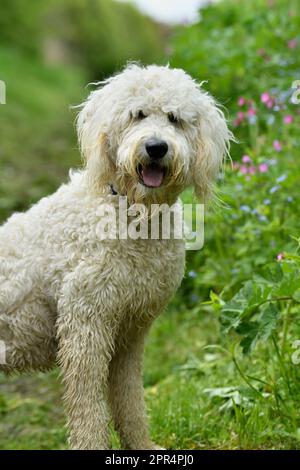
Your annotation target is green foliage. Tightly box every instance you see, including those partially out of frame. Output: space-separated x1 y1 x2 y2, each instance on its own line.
172 0 300 353
172 0 300 103
221 257 300 353
57 0 165 78
0 0 46 56
0 47 86 220
0 0 165 79
169 0 300 448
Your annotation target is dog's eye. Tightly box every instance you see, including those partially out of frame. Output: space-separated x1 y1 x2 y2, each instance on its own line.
168 113 179 124
137 110 147 120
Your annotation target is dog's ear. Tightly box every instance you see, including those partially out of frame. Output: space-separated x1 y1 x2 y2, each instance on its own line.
76 89 115 194
193 97 233 201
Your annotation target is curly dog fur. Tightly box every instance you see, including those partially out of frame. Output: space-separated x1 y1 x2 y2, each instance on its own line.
0 64 231 449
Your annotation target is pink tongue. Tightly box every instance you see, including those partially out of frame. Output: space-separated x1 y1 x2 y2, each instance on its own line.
141 164 164 188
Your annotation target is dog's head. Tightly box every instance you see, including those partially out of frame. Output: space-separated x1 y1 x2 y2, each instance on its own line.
77 64 233 205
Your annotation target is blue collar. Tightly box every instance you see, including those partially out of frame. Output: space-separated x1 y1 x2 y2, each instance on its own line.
109 184 118 195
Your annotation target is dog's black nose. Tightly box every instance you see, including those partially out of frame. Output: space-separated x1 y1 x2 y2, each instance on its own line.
145 139 168 159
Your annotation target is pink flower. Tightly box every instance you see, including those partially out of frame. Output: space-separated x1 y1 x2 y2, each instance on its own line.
261 92 270 104
249 166 256 175
240 165 248 174
242 155 252 163
247 107 256 116
277 253 284 261
257 48 266 56
288 39 297 49
234 111 246 127
283 115 293 124
259 163 269 173
266 98 274 109
238 97 245 106
273 140 282 152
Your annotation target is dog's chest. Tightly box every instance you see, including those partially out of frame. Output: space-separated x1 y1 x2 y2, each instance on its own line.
105 238 185 318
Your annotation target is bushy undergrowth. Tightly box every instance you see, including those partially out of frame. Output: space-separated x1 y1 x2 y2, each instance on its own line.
168 0 300 448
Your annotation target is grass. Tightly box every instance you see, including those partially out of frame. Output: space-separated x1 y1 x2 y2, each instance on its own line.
0 46 86 220
1 301 299 449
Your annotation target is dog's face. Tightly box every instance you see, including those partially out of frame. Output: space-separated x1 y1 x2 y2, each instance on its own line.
77 65 232 205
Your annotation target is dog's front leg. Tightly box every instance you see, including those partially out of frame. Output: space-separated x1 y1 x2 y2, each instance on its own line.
108 325 161 450
57 279 114 450
57 311 113 449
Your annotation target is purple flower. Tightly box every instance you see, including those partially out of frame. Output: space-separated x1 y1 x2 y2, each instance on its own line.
283 115 293 124
242 155 252 163
273 140 282 152
259 163 269 173
288 39 297 49
247 107 256 116
240 165 248 174
261 92 270 103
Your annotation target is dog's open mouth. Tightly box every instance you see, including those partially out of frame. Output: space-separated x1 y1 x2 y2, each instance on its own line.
137 163 165 188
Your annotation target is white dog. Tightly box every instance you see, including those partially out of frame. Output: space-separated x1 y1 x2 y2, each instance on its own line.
0 64 231 449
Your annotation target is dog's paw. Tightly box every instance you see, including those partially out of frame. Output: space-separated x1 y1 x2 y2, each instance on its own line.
148 444 166 450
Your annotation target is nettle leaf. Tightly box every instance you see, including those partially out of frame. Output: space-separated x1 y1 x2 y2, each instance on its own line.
273 270 300 298
236 303 279 354
221 281 271 332
237 321 260 354
221 308 242 331
258 303 280 341
261 262 283 283
293 289 300 302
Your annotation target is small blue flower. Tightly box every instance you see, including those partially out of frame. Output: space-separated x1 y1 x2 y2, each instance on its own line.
188 271 197 279
240 205 251 212
263 199 271 205
279 90 292 102
259 215 268 222
266 115 275 125
287 196 293 203
270 185 280 194
190 294 199 303
248 115 257 125
276 174 287 183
